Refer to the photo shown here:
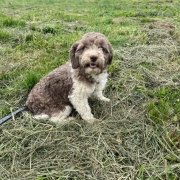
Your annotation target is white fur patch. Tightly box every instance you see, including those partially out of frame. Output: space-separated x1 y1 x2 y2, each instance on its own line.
81 48 105 75
50 106 73 123
33 114 49 120
68 69 109 122
92 71 110 102
33 106 73 123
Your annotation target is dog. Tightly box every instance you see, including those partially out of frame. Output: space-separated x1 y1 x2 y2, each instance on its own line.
26 32 113 123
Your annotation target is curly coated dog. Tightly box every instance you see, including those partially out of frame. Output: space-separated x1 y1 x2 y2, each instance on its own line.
26 32 113 123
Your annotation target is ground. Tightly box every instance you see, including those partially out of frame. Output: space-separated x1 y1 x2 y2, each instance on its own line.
0 0 180 179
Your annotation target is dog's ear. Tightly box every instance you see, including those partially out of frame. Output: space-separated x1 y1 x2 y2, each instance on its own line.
107 43 113 65
69 42 79 69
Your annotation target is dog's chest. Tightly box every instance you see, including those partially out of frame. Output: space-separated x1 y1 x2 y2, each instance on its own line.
70 71 108 98
71 79 96 96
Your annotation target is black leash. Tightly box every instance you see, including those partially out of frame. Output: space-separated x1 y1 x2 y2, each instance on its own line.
0 106 27 125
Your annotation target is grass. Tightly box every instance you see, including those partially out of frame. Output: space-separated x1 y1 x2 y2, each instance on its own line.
0 0 180 179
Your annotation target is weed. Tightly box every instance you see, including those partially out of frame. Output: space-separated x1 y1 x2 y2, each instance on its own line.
22 71 40 90
2 17 26 27
0 30 11 41
148 99 170 124
30 23 36 31
25 34 34 42
148 87 180 124
42 25 58 34
137 164 146 179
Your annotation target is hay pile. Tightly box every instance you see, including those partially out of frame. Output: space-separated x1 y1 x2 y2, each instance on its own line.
117 21 180 88
0 21 180 179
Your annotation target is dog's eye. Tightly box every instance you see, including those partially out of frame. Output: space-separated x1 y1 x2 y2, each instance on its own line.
77 46 86 52
100 47 108 53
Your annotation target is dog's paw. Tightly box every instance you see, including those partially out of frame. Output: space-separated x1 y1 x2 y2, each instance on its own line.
82 114 97 123
101 97 110 102
33 114 49 120
50 116 75 124
85 117 98 124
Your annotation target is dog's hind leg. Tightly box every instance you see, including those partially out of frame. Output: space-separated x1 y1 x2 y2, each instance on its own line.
33 114 50 120
50 105 73 123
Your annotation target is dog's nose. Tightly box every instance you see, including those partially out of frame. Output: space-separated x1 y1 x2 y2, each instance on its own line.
90 55 98 62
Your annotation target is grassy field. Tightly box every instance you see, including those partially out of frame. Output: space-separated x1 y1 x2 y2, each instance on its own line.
0 0 180 179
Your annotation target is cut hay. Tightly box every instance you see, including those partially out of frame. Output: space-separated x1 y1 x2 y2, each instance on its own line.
1 21 180 179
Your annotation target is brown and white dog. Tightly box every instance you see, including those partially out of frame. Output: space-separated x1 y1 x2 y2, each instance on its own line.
26 32 113 123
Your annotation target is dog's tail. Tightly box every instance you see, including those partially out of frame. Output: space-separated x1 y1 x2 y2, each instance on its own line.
0 106 27 125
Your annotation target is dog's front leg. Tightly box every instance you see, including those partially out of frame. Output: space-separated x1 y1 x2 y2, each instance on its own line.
93 78 110 102
71 97 95 122
69 95 96 122
93 90 110 102
68 84 96 123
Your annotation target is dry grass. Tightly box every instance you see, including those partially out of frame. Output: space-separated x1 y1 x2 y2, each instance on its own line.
0 105 179 180
1 1 180 179
1 20 180 179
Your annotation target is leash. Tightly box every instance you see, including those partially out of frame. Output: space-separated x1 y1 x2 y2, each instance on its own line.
0 106 27 125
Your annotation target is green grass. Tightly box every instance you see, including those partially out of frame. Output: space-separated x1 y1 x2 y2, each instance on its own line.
0 29 12 41
0 0 180 179
2 17 26 27
148 87 180 123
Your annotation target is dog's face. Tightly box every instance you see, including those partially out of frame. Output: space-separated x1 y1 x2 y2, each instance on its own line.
70 32 113 75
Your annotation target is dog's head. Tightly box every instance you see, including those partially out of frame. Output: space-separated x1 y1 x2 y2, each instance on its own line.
70 32 113 75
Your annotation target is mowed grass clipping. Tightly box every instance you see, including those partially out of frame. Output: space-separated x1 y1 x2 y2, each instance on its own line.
0 0 180 179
